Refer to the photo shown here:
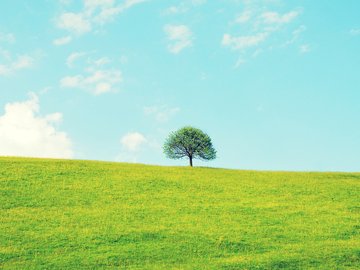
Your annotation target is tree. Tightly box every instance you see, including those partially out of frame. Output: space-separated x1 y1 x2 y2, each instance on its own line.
163 126 216 167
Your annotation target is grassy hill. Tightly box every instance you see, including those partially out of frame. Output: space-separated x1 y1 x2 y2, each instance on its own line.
0 157 359 269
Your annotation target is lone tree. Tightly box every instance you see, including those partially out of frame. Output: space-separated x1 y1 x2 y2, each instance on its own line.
163 126 216 167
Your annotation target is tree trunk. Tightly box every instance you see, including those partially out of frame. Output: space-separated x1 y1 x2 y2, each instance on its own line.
189 156 193 167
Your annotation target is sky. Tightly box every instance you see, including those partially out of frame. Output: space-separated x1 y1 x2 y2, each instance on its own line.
0 0 359 171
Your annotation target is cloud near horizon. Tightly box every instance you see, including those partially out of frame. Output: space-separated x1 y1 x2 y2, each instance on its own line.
0 94 73 159
116 132 148 162
121 132 147 152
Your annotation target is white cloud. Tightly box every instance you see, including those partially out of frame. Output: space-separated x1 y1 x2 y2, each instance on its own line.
163 0 206 15
350 28 360 36
252 48 263 57
191 0 206 6
0 54 34 76
56 0 146 34
235 10 252 23
0 65 9 75
0 32 15 43
283 25 306 46
163 5 187 15
164 24 193 54
299 44 311 54
60 75 83 88
222 4 306 64
222 32 268 51
0 48 11 60
0 94 73 159
12 55 34 69
57 12 92 34
234 57 246 69
260 10 300 24
94 57 110 66
120 55 128 64
53 35 72 46
121 132 147 152
144 105 180 122
66 51 87 67
59 0 72 5
61 54 122 95
61 69 122 95
123 0 147 9
200 72 207 80
293 25 306 36
84 0 115 9
116 131 148 163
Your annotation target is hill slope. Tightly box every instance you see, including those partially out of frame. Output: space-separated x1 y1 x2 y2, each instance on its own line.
0 157 359 269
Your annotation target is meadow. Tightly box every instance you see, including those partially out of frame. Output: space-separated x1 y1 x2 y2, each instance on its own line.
0 157 359 269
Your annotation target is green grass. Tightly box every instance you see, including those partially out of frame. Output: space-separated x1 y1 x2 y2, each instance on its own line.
0 157 359 269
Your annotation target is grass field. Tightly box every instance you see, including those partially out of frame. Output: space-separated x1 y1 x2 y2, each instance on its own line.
0 157 359 269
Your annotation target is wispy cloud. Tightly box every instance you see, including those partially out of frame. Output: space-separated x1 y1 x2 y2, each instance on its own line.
260 10 300 25
0 32 16 43
191 0 206 5
57 12 92 34
163 5 187 15
53 35 72 46
61 69 122 95
0 55 34 76
223 3 305 64
222 32 268 51
66 51 87 67
164 24 193 54
94 57 110 66
0 32 37 76
163 0 206 15
283 25 306 46
350 28 360 36
56 0 147 36
235 10 252 24
60 55 122 95
299 44 311 54
234 57 246 69
94 0 147 24
144 105 180 122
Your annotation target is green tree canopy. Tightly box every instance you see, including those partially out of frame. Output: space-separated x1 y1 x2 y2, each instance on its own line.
163 126 216 167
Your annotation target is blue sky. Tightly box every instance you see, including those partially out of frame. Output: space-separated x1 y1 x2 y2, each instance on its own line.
0 0 359 171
